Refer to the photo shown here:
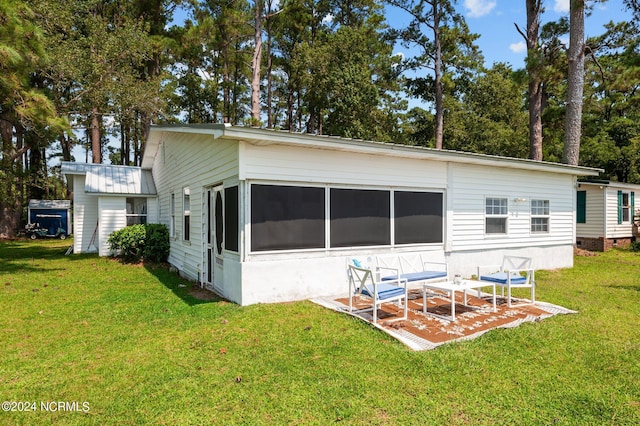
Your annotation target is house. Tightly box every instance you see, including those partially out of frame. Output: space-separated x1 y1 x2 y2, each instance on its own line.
576 180 640 251
61 162 158 255
63 124 600 305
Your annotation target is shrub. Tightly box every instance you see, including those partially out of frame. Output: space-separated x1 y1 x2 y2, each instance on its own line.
630 240 640 253
108 224 169 263
144 224 170 263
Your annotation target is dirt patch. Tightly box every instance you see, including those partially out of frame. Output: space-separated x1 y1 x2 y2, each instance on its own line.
188 285 220 301
574 247 599 257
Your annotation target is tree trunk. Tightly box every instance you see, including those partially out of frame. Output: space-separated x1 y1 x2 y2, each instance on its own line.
433 0 444 150
91 107 102 163
563 0 585 166
251 0 263 126
526 0 543 161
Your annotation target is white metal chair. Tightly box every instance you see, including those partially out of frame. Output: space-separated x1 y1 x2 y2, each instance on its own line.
476 255 535 307
348 263 408 324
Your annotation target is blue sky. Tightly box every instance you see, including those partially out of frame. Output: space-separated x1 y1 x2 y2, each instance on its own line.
437 0 632 69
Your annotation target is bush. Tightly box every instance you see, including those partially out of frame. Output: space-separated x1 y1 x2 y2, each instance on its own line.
144 224 170 263
108 224 169 263
630 240 640 252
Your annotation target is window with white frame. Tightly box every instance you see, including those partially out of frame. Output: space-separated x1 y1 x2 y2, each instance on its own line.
485 197 508 234
183 188 190 241
531 199 550 233
620 192 631 223
126 198 147 225
170 193 176 237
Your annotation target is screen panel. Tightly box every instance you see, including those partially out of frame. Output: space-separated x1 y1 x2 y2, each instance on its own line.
330 188 390 247
394 191 443 244
251 184 325 251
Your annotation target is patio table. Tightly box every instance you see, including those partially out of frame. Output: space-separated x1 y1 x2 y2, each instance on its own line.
423 279 496 321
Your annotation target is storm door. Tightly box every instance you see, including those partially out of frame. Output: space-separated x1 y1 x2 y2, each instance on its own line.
205 185 224 293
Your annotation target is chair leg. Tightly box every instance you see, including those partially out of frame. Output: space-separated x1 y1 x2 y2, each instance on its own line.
507 286 512 308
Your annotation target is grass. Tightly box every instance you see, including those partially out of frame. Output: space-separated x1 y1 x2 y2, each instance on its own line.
1 239 639 425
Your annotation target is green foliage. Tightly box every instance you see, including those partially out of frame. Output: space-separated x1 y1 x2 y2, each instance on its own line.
108 223 170 263
630 240 640 252
144 223 170 263
108 224 146 262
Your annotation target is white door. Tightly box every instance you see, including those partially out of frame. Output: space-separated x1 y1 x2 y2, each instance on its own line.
204 185 225 293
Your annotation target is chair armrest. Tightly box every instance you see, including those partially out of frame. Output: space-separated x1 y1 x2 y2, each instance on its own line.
476 264 503 279
376 265 399 278
422 261 447 271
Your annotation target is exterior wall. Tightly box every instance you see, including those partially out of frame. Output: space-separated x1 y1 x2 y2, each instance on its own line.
98 197 126 256
576 185 605 238
446 163 577 276
72 174 99 254
151 132 240 301
605 187 634 239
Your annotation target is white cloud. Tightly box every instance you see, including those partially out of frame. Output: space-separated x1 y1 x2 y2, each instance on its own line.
553 0 569 14
464 0 497 18
510 41 527 54
322 13 334 24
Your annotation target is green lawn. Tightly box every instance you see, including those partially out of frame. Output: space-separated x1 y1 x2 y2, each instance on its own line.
1 239 639 425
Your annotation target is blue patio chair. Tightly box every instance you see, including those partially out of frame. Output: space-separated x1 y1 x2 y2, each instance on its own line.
348 263 408 324
476 255 535 307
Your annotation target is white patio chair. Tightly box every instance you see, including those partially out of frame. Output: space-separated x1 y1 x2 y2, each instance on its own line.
476 255 535 307
348 263 408 324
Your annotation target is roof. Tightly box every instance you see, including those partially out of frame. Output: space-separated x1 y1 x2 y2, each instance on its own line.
28 200 71 209
143 124 602 177
61 162 157 195
579 180 640 191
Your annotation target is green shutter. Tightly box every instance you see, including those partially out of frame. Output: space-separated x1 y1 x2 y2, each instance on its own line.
632 192 635 223
618 190 623 224
577 191 586 224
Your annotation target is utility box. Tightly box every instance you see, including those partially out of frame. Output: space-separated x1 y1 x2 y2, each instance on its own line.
28 200 72 237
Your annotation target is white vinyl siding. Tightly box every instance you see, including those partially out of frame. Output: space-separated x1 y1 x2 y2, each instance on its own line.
98 197 127 256
576 185 605 238
450 163 575 250
606 188 634 238
72 174 98 255
242 143 448 189
151 132 239 284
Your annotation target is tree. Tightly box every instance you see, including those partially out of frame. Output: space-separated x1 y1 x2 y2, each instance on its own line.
0 0 67 238
562 0 585 165
516 0 543 160
389 0 482 149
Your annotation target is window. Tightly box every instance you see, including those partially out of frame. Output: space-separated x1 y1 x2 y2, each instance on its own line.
531 199 550 233
225 186 239 252
183 188 190 241
330 188 390 247
577 191 586 224
618 191 634 224
170 193 176 237
251 184 325 251
394 191 443 244
126 198 147 225
485 197 508 234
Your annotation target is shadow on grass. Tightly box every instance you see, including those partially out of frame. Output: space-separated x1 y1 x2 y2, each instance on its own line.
145 263 226 307
609 284 640 293
0 239 78 274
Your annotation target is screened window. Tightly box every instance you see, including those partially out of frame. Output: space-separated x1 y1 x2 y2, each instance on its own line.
531 199 549 233
126 198 147 226
251 184 325 251
485 197 508 234
330 188 390 247
225 186 239 252
183 188 190 241
394 191 443 244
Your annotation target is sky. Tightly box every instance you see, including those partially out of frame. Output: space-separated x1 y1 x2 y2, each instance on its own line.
439 0 632 69
69 0 633 164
